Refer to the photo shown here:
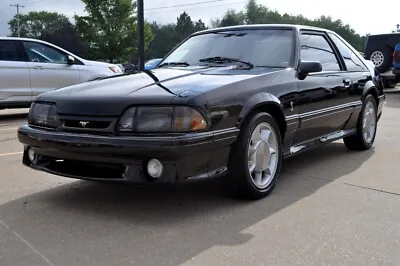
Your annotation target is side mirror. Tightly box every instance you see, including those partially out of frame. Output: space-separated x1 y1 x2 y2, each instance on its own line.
67 55 75 65
298 61 322 79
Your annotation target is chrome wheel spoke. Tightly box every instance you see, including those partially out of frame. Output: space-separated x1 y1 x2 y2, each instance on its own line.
252 127 261 141
265 167 271 176
249 161 256 173
260 129 271 143
254 172 262 186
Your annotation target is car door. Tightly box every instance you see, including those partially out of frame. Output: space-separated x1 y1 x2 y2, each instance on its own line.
293 30 354 144
0 40 32 106
22 41 80 98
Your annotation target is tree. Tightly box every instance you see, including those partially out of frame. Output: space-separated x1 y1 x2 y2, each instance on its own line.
145 12 208 60
212 0 366 51
175 12 196 41
75 0 152 63
41 24 87 57
194 19 207 32
8 11 72 38
245 0 269 24
218 10 245 27
146 22 178 59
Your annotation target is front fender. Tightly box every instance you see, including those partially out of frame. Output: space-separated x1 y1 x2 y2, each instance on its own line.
237 92 283 126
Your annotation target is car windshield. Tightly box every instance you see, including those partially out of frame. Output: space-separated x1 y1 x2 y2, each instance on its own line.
159 29 294 68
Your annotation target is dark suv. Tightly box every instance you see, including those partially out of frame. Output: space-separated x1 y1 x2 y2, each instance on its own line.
364 33 400 87
364 33 400 72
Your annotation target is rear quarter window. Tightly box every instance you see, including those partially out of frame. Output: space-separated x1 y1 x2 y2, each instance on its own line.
328 33 368 72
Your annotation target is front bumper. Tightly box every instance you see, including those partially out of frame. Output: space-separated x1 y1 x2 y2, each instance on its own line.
18 125 239 183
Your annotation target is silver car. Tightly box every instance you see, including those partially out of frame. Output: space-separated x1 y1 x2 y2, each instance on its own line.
0 37 123 109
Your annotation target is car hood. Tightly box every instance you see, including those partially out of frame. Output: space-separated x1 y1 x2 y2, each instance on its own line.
81 59 119 68
39 66 283 116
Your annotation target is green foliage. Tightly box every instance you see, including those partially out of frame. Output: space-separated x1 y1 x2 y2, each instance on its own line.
8 11 72 38
75 0 152 63
41 24 87 58
6 0 367 62
213 0 366 51
146 12 207 59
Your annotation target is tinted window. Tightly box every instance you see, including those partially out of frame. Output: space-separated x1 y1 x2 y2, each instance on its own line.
161 29 294 68
300 34 340 71
328 33 367 72
0 40 24 61
23 41 68 64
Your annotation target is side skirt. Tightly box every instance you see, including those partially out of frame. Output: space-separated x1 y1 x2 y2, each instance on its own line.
283 128 357 158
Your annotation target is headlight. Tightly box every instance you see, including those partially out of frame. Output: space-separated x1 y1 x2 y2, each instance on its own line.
118 106 208 133
28 103 59 128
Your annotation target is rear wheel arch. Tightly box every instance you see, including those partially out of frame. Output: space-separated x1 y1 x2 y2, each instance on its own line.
362 82 379 105
238 97 287 141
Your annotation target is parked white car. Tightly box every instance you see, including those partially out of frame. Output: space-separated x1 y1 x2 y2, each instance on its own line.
0 37 123 109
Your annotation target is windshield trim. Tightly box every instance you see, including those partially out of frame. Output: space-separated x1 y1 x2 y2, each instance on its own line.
158 28 296 69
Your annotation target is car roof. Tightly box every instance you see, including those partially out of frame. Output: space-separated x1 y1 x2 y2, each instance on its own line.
0 36 50 42
367 32 400 37
193 24 336 36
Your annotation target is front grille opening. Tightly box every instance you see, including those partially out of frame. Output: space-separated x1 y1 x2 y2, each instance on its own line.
37 157 125 179
63 120 111 130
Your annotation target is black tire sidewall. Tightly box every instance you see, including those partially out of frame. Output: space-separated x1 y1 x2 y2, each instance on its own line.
229 112 283 197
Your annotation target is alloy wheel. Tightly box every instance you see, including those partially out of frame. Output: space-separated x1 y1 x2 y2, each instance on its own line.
362 100 377 144
370 51 384 67
247 122 279 189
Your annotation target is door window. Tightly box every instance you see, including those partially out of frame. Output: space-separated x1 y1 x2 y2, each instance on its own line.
328 33 368 72
23 41 68 64
300 33 341 72
0 40 24 61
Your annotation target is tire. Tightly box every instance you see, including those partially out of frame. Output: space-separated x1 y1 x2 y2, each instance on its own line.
227 112 283 200
383 79 396 89
343 94 378 151
369 47 392 73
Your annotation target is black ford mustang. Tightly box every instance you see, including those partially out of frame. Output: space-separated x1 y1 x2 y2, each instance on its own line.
18 24 385 199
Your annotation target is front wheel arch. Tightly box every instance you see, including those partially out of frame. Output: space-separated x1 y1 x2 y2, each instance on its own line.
239 102 287 141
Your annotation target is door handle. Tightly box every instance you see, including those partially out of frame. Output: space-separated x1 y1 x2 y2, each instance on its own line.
343 79 352 88
33 65 44 69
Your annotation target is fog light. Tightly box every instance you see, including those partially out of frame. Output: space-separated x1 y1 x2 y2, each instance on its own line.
147 159 163 178
27 148 36 162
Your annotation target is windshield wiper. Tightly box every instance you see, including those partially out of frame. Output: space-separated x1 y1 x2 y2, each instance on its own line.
157 61 190 68
199 56 254 69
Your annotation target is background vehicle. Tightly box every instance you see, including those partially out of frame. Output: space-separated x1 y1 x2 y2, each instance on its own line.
123 58 163 74
0 37 123 109
144 58 162 70
364 33 400 88
19 24 384 200
392 43 400 82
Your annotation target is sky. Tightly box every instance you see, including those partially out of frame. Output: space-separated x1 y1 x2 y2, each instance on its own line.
0 0 398 37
